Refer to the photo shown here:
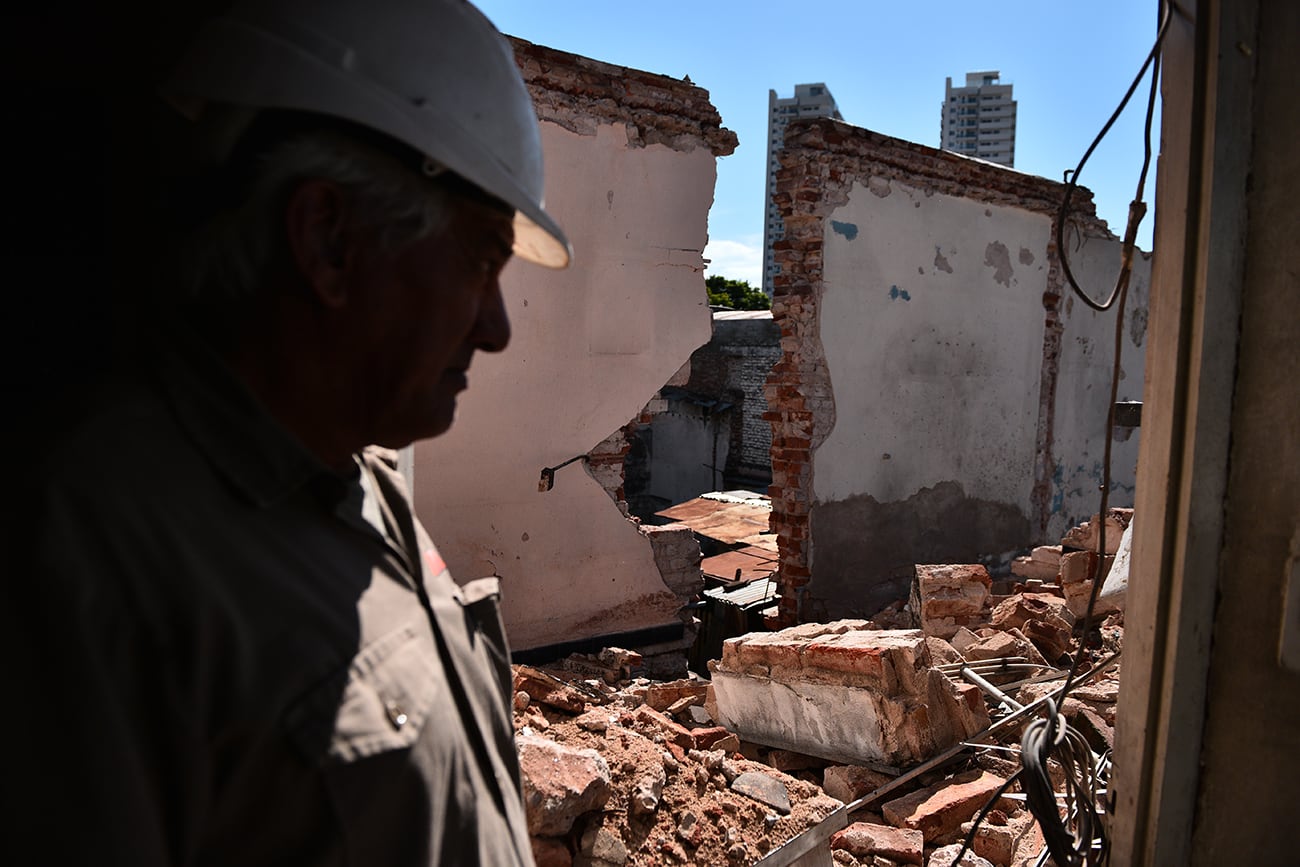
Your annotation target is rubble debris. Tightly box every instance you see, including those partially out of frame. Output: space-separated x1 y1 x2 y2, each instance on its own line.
518 734 613 836
511 510 1128 867
910 564 993 639
927 842 995 867
881 770 1010 844
710 625 991 767
1060 507 1133 555
830 821 924 864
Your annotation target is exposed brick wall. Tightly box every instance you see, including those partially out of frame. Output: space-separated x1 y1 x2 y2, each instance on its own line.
765 117 1109 626
508 38 738 158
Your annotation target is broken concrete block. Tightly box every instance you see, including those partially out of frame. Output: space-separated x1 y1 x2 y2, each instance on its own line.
646 679 710 713
1020 617 1073 662
711 626 990 767
822 765 895 804
1061 508 1133 555
514 665 591 714
950 626 981 653
928 841 995 867
881 769 1008 843
990 594 1076 661
829 821 924 864
926 636 965 666
961 630 1020 662
518 734 612 836
910 564 993 639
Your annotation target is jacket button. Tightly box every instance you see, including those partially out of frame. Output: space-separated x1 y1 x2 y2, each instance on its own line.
385 701 408 729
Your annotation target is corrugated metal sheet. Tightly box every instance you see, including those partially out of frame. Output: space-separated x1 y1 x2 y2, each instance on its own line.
656 492 772 545
705 575 777 610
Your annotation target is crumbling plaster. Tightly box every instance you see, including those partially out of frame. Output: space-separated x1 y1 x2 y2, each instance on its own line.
768 118 1148 622
413 41 736 652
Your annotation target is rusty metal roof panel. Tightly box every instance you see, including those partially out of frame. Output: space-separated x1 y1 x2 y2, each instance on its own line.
655 492 772 545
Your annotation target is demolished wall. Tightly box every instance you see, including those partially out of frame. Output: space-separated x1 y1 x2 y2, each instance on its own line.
413 39 737 653
766 118 1149 624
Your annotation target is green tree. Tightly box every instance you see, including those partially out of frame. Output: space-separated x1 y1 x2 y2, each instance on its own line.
705 275 770 310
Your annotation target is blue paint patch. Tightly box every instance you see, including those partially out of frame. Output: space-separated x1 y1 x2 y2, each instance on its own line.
888 285 912 301
831 220 859 240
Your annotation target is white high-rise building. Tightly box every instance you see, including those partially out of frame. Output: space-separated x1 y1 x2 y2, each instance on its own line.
941 71 1017 167
763 83 842 297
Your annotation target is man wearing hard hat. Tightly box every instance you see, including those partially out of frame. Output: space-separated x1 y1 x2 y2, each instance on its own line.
12 1 568 864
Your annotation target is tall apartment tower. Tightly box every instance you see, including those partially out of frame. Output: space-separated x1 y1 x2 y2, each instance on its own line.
763 83 842 297
941 71 1017 167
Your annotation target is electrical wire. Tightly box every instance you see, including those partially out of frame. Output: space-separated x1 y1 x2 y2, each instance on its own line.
1055 0 1172 313
952 4 1175 864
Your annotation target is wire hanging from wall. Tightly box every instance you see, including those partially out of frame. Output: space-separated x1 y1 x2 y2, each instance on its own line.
954 3 1178 865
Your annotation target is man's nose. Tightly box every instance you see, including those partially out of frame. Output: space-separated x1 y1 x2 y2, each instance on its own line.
473 282 511 353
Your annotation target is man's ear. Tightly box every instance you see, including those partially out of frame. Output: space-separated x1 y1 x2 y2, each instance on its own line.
284 179 352 308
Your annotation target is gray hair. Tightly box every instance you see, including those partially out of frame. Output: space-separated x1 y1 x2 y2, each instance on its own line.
178 126 453 302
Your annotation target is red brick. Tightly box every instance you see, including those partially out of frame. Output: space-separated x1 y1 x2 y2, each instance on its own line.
830 822 923 864
881 770 1008 842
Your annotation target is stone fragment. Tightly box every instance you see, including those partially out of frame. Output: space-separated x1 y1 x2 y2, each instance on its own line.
575 709 613 733
686 705 713 726
822 765 895 804
961 631 1019 662
730 771 792 815
517 735 612 836
990 593 1076 632
514 665 591 714
881 770 1007 842
514 690 531 712
961 818 1016 866
950 626 981 653
911 564 993 639
928 842 995 867
926 636 965 665
829 821 924 864
666 695 701 718
630 765 666 815
577 825 628 867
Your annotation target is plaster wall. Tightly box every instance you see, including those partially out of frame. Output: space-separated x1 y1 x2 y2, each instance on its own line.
643 399 731 509
414 120 716 650
1047 239 1150 541
804 173 1147 617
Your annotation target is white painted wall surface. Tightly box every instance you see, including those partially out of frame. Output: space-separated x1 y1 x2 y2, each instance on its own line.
413 122 716 650
1048 238 1150 540
813 178 1049 513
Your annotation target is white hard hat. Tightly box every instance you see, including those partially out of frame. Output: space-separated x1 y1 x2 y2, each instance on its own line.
165 0 571 269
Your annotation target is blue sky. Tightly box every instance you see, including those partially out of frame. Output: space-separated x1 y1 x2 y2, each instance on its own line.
475 1 1163 287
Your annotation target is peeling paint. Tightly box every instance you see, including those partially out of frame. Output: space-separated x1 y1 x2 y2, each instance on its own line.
1019 247 1035 265
983 241 1014 287
933 246 954 274
831 220 859 241
888 285 912 302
